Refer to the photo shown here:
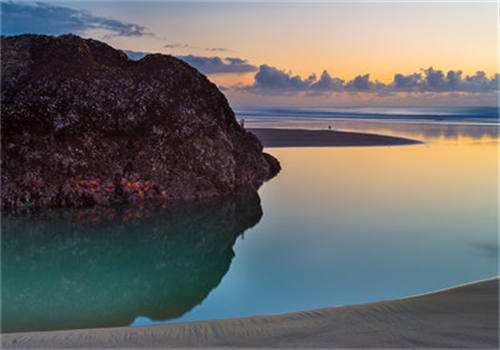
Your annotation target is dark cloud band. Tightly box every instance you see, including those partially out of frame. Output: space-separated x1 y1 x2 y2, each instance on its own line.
1 2 149 37
244 65 499 94
124 50 257 75
176 55 257 74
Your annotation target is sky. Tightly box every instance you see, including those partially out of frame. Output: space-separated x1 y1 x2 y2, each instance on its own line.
1 1 499 107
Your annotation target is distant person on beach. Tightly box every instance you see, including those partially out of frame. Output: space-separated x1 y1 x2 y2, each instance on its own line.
240 118 245 128
328 124 333 131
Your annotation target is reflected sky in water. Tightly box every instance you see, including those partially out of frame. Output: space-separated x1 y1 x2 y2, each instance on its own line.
164 138 497 325
246 117 499 143
238 106 499 143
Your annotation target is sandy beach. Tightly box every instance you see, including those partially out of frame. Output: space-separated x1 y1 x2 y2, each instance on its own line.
2 277 497 348
248 128 421 147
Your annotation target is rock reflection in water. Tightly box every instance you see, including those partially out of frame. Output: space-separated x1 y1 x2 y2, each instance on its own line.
1 190 262 333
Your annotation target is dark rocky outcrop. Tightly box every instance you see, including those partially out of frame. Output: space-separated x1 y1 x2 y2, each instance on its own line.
1 34 280 211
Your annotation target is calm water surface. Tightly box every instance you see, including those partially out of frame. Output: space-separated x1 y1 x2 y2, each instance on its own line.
239 106 499 142
2 114 498 332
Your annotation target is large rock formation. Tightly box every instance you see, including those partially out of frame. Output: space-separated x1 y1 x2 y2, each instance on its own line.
1 34 280 211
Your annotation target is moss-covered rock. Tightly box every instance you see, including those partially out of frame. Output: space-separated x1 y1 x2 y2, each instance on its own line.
1 34 280 211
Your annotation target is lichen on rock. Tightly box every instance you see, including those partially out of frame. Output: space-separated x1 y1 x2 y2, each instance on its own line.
1 34 280 211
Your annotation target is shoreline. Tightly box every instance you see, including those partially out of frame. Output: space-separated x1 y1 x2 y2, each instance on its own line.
248 127 421 147
3 277 498 348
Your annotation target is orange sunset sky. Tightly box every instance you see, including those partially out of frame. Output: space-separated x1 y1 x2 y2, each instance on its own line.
3 1 499 106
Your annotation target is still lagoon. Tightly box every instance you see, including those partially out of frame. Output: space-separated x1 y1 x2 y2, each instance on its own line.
2 112 498 332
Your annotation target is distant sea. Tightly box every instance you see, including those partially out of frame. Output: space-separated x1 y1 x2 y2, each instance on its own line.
236 106 499 142
236 106 499 123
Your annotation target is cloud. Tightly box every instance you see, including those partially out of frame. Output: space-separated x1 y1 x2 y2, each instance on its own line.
423 67 447 90
237 65 498 95
163 43 233 53
250 65 316 91
345 74 377 90
393 73 423 90
176 55 257 74
224 57 246 64
164 43 189 49
389 67 499 92
123 50 257 74
245 66 381 93
206 47 232 52
463 71 499 92
310 70 344 91
1 2 149 37
446 70 462 90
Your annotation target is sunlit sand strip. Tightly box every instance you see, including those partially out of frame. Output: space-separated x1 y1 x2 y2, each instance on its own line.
2 277 498 349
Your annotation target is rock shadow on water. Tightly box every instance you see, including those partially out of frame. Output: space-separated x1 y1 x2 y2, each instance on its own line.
1 190 263 333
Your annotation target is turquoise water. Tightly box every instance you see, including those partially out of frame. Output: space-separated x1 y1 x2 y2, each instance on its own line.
2 192 262 332
2 115 498 332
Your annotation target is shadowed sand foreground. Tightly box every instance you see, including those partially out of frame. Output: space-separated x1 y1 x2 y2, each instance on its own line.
248 128 421 147
2 277 498 349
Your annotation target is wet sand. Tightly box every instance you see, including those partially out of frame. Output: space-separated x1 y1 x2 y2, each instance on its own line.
2 277 498 348
248 128 421 147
